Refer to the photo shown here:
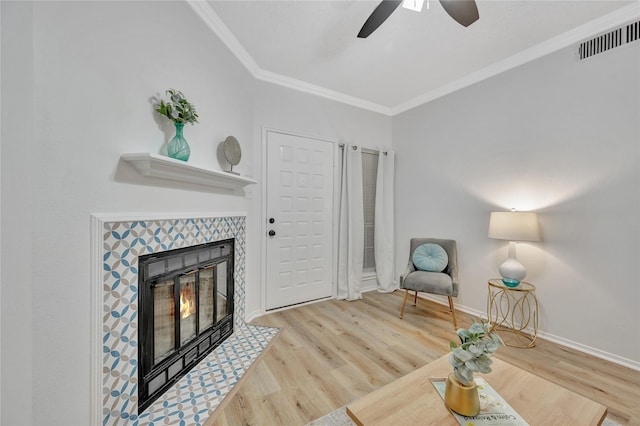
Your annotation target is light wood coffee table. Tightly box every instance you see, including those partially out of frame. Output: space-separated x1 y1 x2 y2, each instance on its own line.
346 354 607 425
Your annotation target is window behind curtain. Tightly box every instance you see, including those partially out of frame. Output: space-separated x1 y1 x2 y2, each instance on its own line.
362 150 379 273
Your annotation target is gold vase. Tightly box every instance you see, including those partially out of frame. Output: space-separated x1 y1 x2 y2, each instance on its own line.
444 373 480 416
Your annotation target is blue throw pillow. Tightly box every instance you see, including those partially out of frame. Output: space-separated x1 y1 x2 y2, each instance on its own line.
412 243 448 272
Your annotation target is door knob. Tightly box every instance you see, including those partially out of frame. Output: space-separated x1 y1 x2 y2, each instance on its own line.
268 230 276 237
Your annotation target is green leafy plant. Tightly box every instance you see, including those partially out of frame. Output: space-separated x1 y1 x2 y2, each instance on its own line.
155 89 199 124
449 320 503 386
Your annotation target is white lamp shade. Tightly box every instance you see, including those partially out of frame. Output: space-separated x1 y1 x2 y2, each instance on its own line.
488 212 540 242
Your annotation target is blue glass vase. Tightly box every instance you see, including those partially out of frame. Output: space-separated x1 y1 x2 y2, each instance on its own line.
167 122 190 161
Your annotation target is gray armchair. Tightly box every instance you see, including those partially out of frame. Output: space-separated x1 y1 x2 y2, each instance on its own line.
399 238 458 329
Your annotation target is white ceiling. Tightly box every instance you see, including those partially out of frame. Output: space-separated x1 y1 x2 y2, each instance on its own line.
198 0 638 115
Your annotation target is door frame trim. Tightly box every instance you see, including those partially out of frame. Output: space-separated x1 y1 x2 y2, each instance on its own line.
260 126 340 313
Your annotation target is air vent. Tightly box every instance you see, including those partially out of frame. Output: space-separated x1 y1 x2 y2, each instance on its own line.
579 19 640 60
628 20 640 43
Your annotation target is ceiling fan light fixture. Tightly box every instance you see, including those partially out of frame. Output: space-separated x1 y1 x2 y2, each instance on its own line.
358 0 474 38
402 0 425 12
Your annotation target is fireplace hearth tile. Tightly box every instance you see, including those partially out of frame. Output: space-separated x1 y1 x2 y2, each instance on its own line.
137 323 279 426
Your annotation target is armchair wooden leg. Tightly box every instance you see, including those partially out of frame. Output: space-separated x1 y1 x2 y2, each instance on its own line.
448 296 458 330
399 290 410 319
413 291 418 306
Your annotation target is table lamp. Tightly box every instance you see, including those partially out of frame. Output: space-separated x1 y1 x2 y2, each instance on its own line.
488 211 540 287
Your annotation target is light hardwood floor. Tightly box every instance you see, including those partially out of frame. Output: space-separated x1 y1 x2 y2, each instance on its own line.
207 291 640 426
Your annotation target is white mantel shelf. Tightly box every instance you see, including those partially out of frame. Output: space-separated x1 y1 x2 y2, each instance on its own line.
121 153 257 190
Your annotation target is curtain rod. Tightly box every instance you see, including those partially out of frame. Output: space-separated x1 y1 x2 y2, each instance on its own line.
338 144 387 156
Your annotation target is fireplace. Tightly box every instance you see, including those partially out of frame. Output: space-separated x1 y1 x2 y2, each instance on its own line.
94 215 279 425
137 239 235 412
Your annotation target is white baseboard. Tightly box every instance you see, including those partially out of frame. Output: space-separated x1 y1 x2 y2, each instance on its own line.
535 330 640 372
416 293 640 372
255 296 334 319
248 277 384 323
361 274 378 293
244 309 263 324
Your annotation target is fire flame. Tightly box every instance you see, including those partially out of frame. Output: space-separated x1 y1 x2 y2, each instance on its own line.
180 288 196 319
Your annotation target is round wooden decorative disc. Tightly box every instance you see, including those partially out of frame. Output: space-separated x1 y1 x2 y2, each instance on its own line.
223 136 241 166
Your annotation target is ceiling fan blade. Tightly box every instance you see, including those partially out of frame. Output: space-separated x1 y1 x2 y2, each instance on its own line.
357 0 403 38
439 0 479 27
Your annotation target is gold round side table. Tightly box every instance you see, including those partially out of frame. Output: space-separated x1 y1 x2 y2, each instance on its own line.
487 279 538 348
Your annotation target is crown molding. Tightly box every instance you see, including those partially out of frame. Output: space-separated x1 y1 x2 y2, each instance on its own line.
254 68 392 115
186 0 391 116
187 0 261 74
391 2 640 115
188 0 640 118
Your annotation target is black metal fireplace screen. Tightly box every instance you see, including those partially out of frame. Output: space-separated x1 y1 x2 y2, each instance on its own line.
138 239 234 413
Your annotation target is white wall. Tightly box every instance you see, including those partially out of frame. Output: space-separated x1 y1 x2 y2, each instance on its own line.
0 2 3 417
253 81 391 148
1 1 256 424
393 42 640 364
1 2 35 424
0 1 392 424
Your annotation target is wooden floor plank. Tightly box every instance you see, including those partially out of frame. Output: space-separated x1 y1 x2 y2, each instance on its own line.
207 291 640 426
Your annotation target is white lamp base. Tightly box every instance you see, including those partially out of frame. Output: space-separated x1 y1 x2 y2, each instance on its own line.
499 242 526 286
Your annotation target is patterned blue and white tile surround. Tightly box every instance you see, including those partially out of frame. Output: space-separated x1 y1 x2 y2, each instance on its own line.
101 216 279 425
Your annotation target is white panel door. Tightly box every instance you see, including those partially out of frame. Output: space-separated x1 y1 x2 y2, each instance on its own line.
265 131 334 310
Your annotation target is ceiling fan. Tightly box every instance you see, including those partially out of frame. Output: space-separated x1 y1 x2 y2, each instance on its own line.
357 0 479 38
